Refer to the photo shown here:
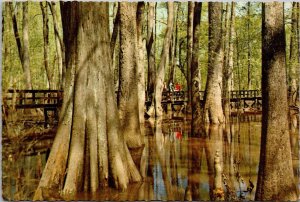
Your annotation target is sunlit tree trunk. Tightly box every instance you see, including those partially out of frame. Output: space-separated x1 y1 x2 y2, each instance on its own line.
118 2 142 148
137 2 145 127
187 2 194 110
288 2 299 106
147 2 174 117
223 3 235 122
110 2 120 59
255 3 297 200
191 2 202 135
168 3 179 86
110 2 120 92
222 3 230 121
33 3 141 199
146 2 156 97
48 2 65 90
40 2 54 89
203 2 224 124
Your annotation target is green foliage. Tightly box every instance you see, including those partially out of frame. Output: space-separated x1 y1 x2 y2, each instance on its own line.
2 2 62 90
234 2 262 90
3 2 297 93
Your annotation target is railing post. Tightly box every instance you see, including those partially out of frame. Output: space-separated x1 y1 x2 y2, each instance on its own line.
19 92 23 105
32 91 35 104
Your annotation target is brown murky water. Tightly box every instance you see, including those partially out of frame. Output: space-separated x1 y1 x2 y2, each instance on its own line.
2 115 299 200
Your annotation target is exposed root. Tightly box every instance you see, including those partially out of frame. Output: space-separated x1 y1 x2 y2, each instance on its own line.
125 145 142 182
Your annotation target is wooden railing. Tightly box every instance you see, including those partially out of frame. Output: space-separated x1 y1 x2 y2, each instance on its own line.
145 90 261 102
3 89 63 127
3 89 63 108
2 89 263 124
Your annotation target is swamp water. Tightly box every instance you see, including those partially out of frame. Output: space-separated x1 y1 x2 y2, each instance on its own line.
2 115 299 200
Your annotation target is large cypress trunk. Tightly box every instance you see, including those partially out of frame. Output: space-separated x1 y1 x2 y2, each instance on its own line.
33 3 140 200
255 3 297 200
203 2 224 124
118 2 142 148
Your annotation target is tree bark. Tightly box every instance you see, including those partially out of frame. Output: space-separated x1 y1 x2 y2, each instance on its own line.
110 2 120 59
222 3 229 120
203 2 224 124
255 3 298 200
146 2 156 96
187 2 194 110
147 2 174 117
137 2 146 127
33 3 141 199
40 2 54 89
118 2 142 148
48 2 65 90
191 2 202 135
223 3 235 122
178 38 188 80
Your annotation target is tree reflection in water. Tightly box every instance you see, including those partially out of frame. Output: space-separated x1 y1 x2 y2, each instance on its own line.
2 115 299 200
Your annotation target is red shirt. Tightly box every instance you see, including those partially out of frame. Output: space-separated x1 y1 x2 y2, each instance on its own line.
175 84 181 91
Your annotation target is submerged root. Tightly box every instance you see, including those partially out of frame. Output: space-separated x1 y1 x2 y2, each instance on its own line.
111 152 129 190
34 187 64 201
125 145 142 182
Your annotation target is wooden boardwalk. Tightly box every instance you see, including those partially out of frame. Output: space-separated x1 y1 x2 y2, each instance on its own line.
2 89 262 125
145 90 262 111
3 89 63 127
